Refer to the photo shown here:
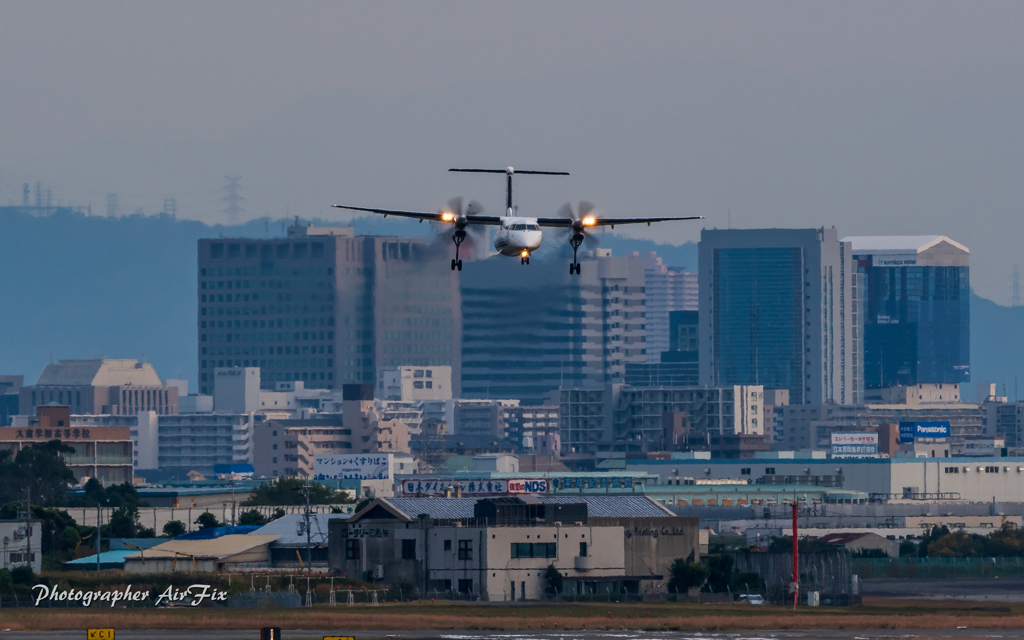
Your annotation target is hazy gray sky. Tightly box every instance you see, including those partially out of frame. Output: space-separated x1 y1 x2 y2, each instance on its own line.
2 2 1024 300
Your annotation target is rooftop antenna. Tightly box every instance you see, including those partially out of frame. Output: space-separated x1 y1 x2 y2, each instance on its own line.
223 176 245 223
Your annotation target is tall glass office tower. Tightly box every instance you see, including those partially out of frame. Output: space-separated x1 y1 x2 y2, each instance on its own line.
842 236 969 389
699 228 861 405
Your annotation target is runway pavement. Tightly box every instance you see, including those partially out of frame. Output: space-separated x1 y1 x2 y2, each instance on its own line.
0 630 1022 640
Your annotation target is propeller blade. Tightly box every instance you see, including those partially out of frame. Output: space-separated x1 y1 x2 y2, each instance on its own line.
557 202 576 220
447 196 463 216
466 200 485 216
578 201 595 218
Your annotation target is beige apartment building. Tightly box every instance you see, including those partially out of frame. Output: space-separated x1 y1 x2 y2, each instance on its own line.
253 385 410 478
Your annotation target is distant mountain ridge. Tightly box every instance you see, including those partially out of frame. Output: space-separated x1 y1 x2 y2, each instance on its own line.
0 208 696 388
0 207 1013 398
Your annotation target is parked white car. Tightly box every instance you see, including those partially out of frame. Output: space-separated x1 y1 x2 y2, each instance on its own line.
738 593 765 605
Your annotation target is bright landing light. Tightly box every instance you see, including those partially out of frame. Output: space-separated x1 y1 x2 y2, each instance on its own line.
521 250 529 257
582 216 596 226
441 212 455 222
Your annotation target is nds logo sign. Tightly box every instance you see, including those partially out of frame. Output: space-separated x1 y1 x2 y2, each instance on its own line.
507 479 548 494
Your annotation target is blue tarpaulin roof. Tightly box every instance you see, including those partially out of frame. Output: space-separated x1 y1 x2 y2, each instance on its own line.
175 525 261 540
64 549 135 570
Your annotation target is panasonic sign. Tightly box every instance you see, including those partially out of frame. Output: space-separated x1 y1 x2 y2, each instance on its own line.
899 421 951 442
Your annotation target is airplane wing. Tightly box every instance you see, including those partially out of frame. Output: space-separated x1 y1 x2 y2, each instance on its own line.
331 205 503 225
534 215 704 228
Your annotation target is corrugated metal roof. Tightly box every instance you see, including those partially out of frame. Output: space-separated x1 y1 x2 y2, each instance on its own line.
250 513 349 546
540 495 673 518
383 495 672 520
125 534 279 560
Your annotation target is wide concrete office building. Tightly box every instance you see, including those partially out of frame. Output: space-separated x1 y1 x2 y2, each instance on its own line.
197 222 461 394
461 249 647 405
699 228 862 405
328 495 698 599
20 359 179 416
843 235 970 390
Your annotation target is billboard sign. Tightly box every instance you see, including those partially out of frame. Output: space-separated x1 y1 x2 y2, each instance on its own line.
400 478 550 496
874 254 918 267
507 479 548 494
401 478 507 496
313 454 391 480
899 421 951 443
951 438 1005 457
831 432 878 458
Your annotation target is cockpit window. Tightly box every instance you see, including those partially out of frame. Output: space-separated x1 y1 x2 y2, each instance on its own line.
527 224 539 230
512 224 525 230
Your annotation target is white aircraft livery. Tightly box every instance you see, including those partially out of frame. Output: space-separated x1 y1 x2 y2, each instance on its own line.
333 166 703 275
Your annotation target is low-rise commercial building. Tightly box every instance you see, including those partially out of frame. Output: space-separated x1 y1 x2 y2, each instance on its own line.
559 384 764 458
1 519 42 573
626 454 1024 503
124 534 280 573
327 495 697 599
1 406 133 484
376 366 453 402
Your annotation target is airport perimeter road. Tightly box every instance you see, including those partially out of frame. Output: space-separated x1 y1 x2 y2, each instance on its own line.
863 578 1024 601
2 630 1024 640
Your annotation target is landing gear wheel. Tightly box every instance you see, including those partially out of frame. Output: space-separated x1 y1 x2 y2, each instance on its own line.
451 229 467 271
569 234 584 276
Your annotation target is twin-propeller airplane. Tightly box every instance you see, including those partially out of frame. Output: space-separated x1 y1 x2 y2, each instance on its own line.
333 167 702 274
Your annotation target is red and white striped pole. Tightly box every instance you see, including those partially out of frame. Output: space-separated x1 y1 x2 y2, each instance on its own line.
792 501 799 609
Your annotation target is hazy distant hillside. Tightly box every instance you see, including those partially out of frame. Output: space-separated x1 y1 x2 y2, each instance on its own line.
0 208 696 388
970 292 1024 402
5 207 1015 398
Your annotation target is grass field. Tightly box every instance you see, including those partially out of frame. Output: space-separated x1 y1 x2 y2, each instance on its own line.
1 598 1023 632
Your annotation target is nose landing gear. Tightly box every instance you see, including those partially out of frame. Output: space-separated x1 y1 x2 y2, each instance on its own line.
569 234 583 275
451 230 465 271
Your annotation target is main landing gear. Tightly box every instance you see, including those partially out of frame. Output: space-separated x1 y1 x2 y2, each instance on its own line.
569 233 583 275
450 230 465 271
521 253 530 265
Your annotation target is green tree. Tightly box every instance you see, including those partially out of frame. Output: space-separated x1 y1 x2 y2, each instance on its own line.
241 478 351 506
544 564 564 596
918 525 951 557
59 526 81 551
70 479 147 509
194 512 222 530
0 441 78 507
667 559 709 593
107 505 155 538
162 520 186 538
238 509 270 526
928 532 986 558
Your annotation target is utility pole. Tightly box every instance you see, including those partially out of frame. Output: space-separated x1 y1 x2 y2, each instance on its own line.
96 503 102 572
25 488 31 573
304 480 312 570
792 502 799 609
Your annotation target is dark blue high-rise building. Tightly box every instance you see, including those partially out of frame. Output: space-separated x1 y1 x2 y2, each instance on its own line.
843 236 970 389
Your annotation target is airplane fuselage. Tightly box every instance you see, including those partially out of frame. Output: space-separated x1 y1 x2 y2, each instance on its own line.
492 215 544 257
